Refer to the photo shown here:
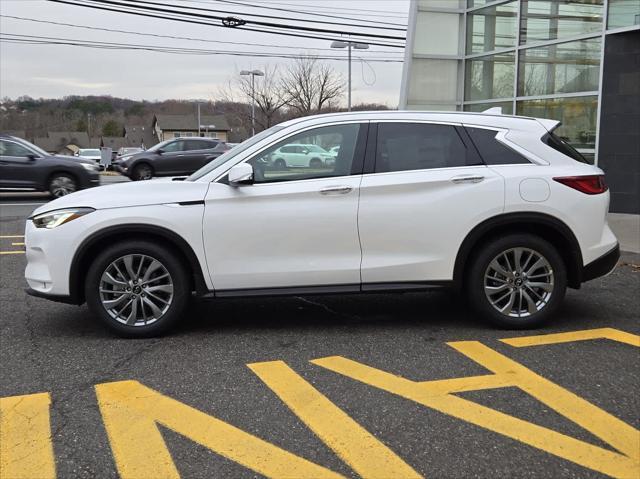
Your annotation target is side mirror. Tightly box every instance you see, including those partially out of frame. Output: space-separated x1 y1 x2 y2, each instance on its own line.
301 149 309 155
228 163 254 186
156 148 164 154
27 154 38 161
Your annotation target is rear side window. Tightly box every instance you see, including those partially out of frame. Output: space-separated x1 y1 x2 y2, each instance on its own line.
542 132 588 163
466 127 530 165
375 123 479 173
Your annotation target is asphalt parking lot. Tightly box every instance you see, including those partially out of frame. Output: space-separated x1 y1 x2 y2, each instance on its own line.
1 187 639 479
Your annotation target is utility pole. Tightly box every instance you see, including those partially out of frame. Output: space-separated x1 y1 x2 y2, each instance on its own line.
197 103 201 137
240 69 264 136
330 41 369 111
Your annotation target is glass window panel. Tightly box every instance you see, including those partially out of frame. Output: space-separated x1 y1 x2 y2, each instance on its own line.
466 1 518 54
467 0 495 8
419 0 462 9
516 96 598 150
414 11 460 55
520 1 604 44
608 0 640 28
408 58 460 104
464 101 514 113
518 37 601 96
465 52 515 100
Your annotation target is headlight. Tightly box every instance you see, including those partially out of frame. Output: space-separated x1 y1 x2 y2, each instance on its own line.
81 163 99 171
31 208 95 229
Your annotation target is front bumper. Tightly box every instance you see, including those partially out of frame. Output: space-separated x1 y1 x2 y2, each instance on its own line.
25 287 79 304
582 243 620 283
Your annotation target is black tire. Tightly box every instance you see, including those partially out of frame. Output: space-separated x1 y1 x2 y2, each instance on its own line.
466 234 567 329
48 173 78 198
273 158 286 170
132 163 154 181
85 241 191 338
309 158 323 169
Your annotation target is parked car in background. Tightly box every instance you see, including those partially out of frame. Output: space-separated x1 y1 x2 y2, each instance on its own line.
24 111 618 337
117 147 143 158
113 137 226 180
0 134 99 197
76 148 102 163
269 143 335 169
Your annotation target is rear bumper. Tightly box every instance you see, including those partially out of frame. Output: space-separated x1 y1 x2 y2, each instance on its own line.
582 243 620 283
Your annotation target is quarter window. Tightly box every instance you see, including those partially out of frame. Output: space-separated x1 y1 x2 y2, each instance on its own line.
466 127 530 165
374 123 477 173
248 124 362 183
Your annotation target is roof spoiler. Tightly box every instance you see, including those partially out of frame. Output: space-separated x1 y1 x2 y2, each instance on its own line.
536 118 561 132
482 107 503 114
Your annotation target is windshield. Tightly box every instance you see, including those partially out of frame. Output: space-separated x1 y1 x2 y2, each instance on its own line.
187 125 285 181
147 139 175 152
306 145 328 153
79 149 100 156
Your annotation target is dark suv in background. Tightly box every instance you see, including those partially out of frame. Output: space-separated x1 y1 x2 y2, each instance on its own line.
0 135 100 197
113 137 227 180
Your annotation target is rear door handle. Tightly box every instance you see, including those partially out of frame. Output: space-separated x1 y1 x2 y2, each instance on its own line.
320 185 353 195
450 175 485 184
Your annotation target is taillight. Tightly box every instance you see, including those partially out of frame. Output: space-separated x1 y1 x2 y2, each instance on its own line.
553 175 608 195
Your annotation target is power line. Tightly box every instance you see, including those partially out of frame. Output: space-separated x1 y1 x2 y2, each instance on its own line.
110 0 407 39
47 0 406 48
209 0 408 27
222 0 409 17
134 0 408 31
0 33 404 62
0 15 405 54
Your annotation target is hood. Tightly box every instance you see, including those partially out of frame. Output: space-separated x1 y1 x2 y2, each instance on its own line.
32 178 209 216
48 155 95 166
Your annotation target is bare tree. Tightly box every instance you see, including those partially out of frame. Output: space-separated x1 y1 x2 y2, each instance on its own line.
281 57 344 116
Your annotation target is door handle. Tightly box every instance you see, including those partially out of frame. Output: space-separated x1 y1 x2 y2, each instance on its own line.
320 185 353 195
450 175 485 184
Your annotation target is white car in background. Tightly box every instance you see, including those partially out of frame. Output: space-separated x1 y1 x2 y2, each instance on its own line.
25 111 619 337
270 143 335 169
76 148 101 163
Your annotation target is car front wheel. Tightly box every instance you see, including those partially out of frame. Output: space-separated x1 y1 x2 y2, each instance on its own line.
132 163 153 181
467 234 567 329
48 173 77 197
85 241 191 337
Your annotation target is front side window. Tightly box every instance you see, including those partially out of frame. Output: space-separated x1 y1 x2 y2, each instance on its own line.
247 123 362 183
375 123 477 173
466 127 530 165
161 140 184 153
0 140 33 157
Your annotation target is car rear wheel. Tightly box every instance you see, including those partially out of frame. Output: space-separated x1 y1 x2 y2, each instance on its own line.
48 173 77 198
132 163 153 181
273 158 286 170
85 241 191 338
467 234 567 329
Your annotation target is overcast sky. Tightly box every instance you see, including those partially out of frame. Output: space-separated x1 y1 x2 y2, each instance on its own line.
0 0 409 106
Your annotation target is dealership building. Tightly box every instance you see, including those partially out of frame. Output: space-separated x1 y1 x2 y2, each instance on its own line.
400 0 639 213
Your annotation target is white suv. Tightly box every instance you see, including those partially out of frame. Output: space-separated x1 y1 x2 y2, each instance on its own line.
24 111 619 337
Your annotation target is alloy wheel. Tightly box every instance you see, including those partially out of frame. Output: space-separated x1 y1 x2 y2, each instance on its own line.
50 176 77 197
483 247 554 318
99 254 173 326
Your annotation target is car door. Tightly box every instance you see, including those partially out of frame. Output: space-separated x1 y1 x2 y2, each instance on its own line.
0 139 39 188
202 122 367 291
358 121 505 286
184 140 219 172
154 139 186 175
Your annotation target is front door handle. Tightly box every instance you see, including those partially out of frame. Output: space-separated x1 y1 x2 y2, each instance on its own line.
450 175 485 184
320 185 353 195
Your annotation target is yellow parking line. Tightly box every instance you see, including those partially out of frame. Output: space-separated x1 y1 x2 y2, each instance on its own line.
11 242 24 246
0 235 24 238
500 328 640 348
0 251 25 255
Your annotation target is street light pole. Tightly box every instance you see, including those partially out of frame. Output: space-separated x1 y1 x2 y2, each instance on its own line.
240 69 265 136
330 41 369 112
